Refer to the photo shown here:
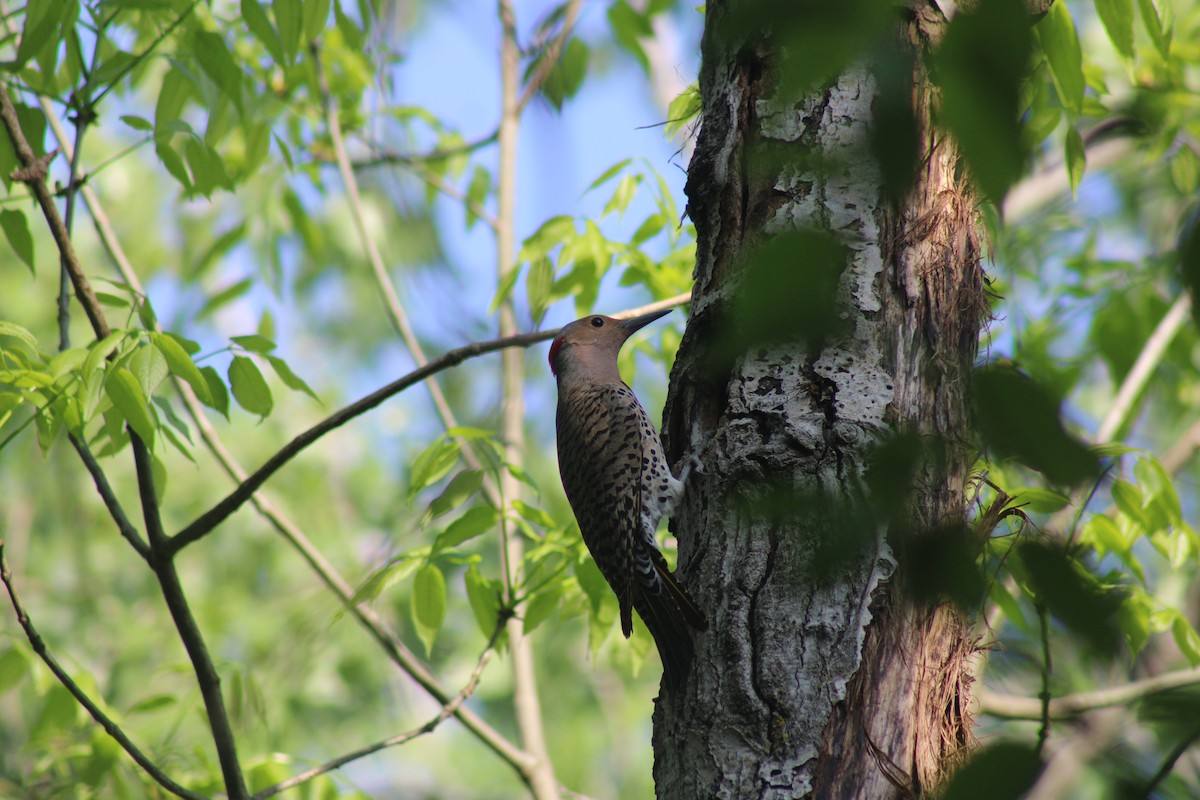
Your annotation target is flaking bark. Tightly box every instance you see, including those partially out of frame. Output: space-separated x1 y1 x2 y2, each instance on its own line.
654 3 984 798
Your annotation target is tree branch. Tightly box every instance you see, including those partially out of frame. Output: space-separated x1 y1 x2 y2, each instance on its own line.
1 77 248 800
0 541 206 800
310 40 505 509
977 667 1200 720
133 440 249 800
497 3 560 799
252 617 504 799
0 83 109 339
69 434 150 559
166 328 556 556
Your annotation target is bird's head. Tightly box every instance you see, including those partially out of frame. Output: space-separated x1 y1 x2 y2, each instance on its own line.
548 309 672 381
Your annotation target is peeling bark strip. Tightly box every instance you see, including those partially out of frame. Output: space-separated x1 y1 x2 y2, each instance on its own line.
655 3 982 798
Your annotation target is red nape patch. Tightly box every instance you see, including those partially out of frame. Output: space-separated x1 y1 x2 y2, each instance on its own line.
548 336 563 373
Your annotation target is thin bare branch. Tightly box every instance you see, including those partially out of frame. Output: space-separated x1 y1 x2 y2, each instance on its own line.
1095 294 1190 444
310 41 504 508
0 541 207 800
1 77 249 800
167 328 555 556
34 100 560 787
977 667 1200 720
0 83 109 339
351 130 499 169
253 619 505 799
69 434 150 559
498 3 560 799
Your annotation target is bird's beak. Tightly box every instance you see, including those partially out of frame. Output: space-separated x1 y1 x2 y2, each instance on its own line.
616 308 672 336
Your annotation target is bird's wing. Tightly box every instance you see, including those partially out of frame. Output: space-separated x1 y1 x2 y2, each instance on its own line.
556 383 648 638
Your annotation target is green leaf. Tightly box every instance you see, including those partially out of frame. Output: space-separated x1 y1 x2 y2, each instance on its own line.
193 31 243 110
0 647 29 694
1170 147 1199 195
0 210 35 275
1111 479 1147 530
231 334 277 353
1095 0 1135 59
106 368 156 448
0 321 38 350
523 586 561 634
127 694 176 715
427 470 484 520
631 213 666 246
408 438 461 499
491 264 522 315
129 343 169 398
607 0 651 73
1018 541 1125 655
264 355 319 402
412 564 446 657
1012 487 1070 514
32 684 80 744
585 160 631 193
665 84 701 139
936 0 1033 204
302 0 332 44
435 506 499 552
972 365 1100 486
243 0 285 62
941 742 1041 800
465 565 502 639
229 356 273 418
200 365 230 418
535 37 589 110
1172 615 1200 666
1036 1 1085 118
198 278 254 319
465 166 491 232
526 257 554 326
602 174 642 218
1065 127 1085 198
275 0 303 63
151 333 213 406
1137 0 1170 58
14 0 58 69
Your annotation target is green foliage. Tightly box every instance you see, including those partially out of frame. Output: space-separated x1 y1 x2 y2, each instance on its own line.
1 0 1200 797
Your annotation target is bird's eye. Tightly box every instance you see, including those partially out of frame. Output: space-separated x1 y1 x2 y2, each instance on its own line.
590 317 604 328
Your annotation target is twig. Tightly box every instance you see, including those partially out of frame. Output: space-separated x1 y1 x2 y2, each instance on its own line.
167 328 556 555
1139 723 1200 798
0 83 109 339
133 440 249 800
415 163 499 232
90 1 200 106
1 76 249 800
977 667 1200 720
1036 605 1052 756
252 619 505 799
310 41 505 509
351 130 499 169
497 3 560 800
1095 294 1190 444
35 100 547 788
0 541 207 800
69 434 150 559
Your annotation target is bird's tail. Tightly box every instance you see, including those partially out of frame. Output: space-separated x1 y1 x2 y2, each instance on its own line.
635 554 707 690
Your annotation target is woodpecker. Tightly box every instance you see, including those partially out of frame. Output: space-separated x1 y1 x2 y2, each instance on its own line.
549 309 706 687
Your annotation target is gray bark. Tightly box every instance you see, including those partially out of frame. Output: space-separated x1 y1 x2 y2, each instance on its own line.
655 3 984 798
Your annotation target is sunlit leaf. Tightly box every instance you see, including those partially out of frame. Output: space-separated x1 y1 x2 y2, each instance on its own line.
412 564 446 656
228 356 273 418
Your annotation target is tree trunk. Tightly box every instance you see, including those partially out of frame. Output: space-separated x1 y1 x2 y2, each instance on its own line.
655 3 985 797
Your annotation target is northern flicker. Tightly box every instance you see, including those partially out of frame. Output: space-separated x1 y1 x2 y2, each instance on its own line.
549 309 706 687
